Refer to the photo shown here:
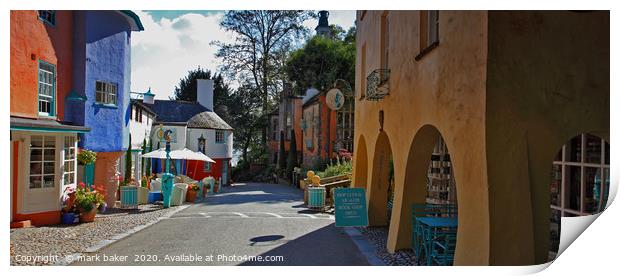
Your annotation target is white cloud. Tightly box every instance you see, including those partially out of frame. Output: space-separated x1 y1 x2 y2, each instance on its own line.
131 10 356 100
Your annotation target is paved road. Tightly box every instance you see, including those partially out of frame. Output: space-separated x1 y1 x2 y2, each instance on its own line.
72 182 369 266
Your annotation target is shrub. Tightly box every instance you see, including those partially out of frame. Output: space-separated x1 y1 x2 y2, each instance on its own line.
316 157 353 178
77 150 97 165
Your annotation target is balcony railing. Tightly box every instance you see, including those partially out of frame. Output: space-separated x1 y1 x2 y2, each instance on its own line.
365 69 390 101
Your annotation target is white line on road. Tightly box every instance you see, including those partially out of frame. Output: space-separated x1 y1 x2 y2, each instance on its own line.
301 213 317 219
265 212 283 218
234 212 250 218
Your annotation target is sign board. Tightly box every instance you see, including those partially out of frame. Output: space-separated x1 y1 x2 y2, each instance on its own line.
334 188 369 227
326 88 345 110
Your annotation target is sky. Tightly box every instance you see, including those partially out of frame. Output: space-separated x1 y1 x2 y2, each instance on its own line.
130 10 356 100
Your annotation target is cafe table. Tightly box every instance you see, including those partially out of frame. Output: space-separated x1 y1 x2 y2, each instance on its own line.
415 216 458 265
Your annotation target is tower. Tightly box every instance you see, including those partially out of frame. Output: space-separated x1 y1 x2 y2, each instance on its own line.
315 10 331 38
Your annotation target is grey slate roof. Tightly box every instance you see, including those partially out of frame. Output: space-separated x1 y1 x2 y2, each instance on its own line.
145 100 233 130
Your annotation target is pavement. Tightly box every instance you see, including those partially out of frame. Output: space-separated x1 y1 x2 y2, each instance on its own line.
71 182 370 266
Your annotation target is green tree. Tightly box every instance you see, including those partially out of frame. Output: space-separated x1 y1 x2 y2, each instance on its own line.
124 134 132 185
213 11 314 157
172 67 233 123
286 129 299 180
228 84 265 163
284 28 356 95
145 139 152 176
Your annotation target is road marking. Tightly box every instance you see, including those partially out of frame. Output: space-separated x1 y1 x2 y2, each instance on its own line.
265 212 283 218
301 213 317 219
234 212 249 218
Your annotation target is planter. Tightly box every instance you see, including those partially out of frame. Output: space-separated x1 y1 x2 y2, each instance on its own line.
214 181 219 193
186 189 197 202
98 203 107 213
63 193 76 212
61 212 79 224
79 206 98 223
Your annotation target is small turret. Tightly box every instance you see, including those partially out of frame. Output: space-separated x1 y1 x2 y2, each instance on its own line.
315 10 331 38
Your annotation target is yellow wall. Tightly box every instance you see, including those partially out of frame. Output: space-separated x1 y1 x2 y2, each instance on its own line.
353 11 609 265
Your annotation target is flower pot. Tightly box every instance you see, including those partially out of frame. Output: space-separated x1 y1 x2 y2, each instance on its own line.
98 203 107 213
64 193 76 212
186 189 197 203
79 205 98 223
61 212 79 224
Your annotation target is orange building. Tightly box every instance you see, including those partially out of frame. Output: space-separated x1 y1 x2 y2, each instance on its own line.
267 84 303 166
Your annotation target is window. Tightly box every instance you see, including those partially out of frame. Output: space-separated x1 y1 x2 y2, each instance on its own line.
30 136 56 189
95 81 118 105
38 61 56 116
38 10 56 26
215 130 225 144
380 12 390 69
204 162 212 173
134 106 143 123
550 134 610 254
416 10 440 60
63 136 76 186
336 101 355 152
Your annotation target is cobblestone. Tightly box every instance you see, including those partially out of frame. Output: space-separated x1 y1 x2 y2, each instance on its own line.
357 226 418 266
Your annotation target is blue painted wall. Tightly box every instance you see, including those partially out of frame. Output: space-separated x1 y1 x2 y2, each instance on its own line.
70 11 133 152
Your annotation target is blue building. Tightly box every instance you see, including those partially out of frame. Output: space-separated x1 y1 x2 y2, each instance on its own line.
65 11 144 206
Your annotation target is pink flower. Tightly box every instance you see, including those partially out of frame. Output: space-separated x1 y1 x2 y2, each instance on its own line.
78 182 86 189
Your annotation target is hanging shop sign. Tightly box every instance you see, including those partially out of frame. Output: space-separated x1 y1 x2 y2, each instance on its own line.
326 88 345 110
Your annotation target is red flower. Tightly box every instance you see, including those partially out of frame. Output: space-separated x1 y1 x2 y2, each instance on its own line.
79 182 86 189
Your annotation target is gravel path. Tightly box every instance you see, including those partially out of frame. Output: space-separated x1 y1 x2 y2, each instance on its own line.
10 204 181 266
356 226 418 266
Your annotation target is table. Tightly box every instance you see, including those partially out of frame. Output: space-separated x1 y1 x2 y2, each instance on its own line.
415 217 458 265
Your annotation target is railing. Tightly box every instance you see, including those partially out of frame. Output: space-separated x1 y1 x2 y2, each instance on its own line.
365 69 390 101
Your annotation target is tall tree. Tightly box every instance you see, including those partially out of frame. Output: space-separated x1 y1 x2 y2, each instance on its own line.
172 67 233 123
285 27 356 95
213 11 314 158
124 134 132 185
228 84 265 164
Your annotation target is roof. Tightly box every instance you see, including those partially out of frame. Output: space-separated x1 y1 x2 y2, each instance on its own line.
10 116 90 133
145 100 208 123
187 111 234 130
145 100 233 130
118 11 144 31
130 99 157 116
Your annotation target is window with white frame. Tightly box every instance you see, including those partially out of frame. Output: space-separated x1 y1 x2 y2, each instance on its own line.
38 10 56 26
336 100 355 152
549 133 610 255
204 162 212 172
38 61 56 116
215 130 225 144
63 136 76 186
30 136 56 189
95 81 118 105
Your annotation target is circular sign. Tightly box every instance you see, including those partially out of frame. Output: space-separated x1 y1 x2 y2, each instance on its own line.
326 88 345 110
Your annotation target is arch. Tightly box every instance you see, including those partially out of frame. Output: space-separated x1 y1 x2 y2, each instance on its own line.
367 130 393 226
387 124 444 252
548 132 610 258
353 135 368 190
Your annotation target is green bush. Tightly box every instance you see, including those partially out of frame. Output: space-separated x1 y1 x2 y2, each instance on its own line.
316 157 352 178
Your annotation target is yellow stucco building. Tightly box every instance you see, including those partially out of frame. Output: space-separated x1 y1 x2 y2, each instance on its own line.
352 11 609 265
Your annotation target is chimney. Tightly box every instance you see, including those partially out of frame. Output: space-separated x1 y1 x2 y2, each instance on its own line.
197 79 214 110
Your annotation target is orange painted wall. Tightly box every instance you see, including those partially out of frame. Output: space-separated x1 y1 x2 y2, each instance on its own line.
10 10 73 120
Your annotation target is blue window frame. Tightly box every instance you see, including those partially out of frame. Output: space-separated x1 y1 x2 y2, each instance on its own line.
38 60 56 117
38 10 56 26
215 130 225 144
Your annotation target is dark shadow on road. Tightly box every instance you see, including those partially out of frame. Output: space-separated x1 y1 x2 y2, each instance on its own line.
240 223 369 266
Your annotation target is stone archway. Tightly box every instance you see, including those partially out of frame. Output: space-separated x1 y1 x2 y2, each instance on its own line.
367 131 393 226
353 135 368 189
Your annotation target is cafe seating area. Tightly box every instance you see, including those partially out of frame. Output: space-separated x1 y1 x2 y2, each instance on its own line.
411 203 458 266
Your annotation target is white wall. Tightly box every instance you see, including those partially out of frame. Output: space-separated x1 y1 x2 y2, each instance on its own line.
186 128 233 159
150 124 187 151
129 109 155 150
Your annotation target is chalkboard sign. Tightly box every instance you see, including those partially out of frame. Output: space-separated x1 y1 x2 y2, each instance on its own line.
334 188 369 227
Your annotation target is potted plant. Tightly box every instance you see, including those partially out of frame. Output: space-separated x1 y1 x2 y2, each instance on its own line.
203 182 211 197
75 182 105 223
61 186 79 224
77 149 97 165
186 183 200 202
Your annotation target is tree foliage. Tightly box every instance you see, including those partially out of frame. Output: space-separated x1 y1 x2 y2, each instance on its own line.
172 67 233 123
228 84 265 163
213 10 314 155
284 26 356 95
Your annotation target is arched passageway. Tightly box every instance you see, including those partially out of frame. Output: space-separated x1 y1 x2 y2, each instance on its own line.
368 131 393 226
353 135 368 190
387 125 459 265
548 133 610 260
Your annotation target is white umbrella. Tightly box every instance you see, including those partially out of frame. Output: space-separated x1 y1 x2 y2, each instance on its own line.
141 148 215 163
